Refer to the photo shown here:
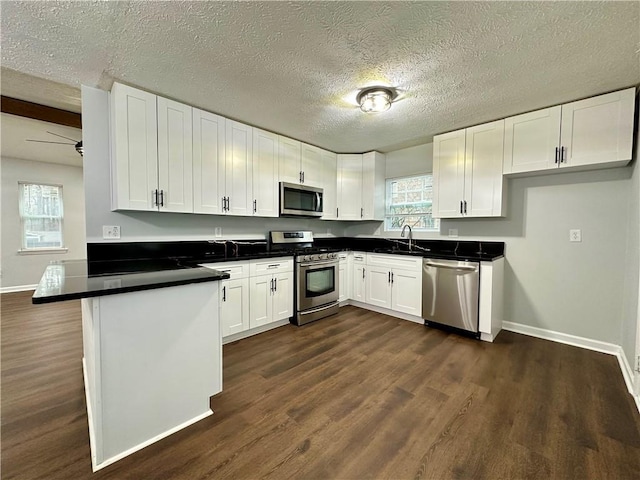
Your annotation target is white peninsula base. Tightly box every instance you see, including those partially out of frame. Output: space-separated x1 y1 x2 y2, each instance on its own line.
81 282 221 471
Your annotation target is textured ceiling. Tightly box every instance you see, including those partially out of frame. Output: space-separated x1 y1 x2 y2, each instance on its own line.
1 113 83 167
1 1 639 153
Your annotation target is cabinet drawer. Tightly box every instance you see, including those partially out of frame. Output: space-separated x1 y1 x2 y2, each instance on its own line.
250 257 293 276
199 261 250 279
338 252 348 261
352 251 367 263
366 253 422 272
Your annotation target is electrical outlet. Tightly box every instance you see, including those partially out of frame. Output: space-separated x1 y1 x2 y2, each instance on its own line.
102 225 121 239
569 229 582 242
214 227 222 237
448 229 458 238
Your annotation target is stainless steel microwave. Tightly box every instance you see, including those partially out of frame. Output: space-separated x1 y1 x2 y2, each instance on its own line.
279 182 323 217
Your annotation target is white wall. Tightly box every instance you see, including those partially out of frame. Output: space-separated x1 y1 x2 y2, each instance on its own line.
620 114 640 370
346 143 636 347
81 86 348 243
385 143 432 179
1 157 86 289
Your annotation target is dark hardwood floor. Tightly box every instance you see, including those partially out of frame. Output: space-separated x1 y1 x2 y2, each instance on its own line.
2 290 639 479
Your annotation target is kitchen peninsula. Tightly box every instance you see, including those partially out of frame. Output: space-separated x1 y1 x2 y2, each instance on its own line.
32 261 229 471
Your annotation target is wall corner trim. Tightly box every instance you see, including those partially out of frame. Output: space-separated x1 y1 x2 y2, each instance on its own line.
0 284 37 294
502 321 638 414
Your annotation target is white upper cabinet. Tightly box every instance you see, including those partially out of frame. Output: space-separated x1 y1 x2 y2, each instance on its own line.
112 83 193 213
433 130 466 218
252 128 279 217
300 143 324 187
278 136 302 184
361 151 385 221
157 97 193 213
111 82 159 211
321 149 338 220
560 88 635 168
337 154 363 220
193 108 225 214
336 152 385 221
504 87 635 175
225 119 253 216
503 106 561 174
464 120 505 217
433 121 505 218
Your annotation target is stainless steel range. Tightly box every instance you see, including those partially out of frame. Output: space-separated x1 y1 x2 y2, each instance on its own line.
269 231 340 325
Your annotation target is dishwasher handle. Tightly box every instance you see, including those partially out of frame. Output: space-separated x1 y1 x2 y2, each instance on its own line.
424 260 478 272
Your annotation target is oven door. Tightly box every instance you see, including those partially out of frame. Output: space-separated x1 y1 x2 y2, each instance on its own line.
297 260 339 310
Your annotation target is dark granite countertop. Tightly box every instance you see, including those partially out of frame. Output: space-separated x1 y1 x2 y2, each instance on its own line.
32 260 230 304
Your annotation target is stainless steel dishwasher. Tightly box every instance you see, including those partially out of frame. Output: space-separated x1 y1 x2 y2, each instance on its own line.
422 258 480 334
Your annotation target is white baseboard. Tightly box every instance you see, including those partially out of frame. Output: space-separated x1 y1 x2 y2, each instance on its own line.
346 300 423 325
222 319 290 345
503 321 638 414
0 284 37 294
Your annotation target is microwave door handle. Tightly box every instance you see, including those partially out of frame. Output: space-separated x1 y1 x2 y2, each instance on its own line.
315 192 321 212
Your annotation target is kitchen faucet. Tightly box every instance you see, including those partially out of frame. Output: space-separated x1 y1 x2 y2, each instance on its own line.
400 224 413 251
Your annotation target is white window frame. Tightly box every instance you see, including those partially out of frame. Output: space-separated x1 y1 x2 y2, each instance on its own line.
18 182 67 254
385 174 440 232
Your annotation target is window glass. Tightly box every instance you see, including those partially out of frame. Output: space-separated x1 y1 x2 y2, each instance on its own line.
19 183 64 249
385 175 440 231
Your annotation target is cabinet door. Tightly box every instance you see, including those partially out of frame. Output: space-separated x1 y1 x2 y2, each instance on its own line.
272 272 293 321
111 83 158 211
337 154 363 220
366 266 392 308
279 136 302 184
252 128 279 217
249 274 272 328
301 143 323 187
338 259 347 302
193 109 225 214
157 97 193 213
361 151 385 220
225 119 253 216
560 88 635 168
220 278 250 337
352 264 366 302
433 130 465 218
321 149 338 220
464 120 505 217
390 268 422 316
503 106 561 174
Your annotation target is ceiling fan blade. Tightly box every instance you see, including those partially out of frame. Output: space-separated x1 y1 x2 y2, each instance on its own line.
46 131 79 142
26 139 75 145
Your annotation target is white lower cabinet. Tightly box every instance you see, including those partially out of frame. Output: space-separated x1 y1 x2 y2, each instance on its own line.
249 258 293 329
200 257 292 340
338 253 350 302
350 252 367 302
361 253 423 317
220 277 250 336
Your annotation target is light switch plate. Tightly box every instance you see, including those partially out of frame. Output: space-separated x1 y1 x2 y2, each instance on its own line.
569 229 582 242
214 227 222 237
103 225 121 239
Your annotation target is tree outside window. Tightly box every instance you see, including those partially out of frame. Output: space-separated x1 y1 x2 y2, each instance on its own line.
19 183 64 250
385 175 440 231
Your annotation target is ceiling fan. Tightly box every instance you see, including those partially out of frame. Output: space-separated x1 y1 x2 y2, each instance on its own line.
26 131 83 156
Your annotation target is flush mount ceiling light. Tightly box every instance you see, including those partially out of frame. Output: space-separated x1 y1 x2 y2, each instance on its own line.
356 86 398 113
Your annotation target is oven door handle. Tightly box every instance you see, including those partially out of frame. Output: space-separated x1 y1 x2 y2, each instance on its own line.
299 260 338 268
